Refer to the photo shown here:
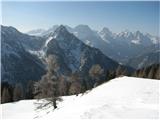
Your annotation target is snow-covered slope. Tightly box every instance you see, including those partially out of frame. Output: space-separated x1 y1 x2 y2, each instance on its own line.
1 76 159 119
31 24 159 64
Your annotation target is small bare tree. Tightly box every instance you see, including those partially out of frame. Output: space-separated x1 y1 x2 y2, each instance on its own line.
89 64 104 87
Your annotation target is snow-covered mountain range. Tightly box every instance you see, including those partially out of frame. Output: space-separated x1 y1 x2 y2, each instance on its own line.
2 25 133 87
45 25 125 75
27 24 160 65
1 24 159 87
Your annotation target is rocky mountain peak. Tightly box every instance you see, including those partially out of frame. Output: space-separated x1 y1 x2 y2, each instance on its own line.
55 25 68 34
100 27 112 35
1 25 20 35
74 25 93 34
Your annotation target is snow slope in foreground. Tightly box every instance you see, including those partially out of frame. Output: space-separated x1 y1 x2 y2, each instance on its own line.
1 76 159 119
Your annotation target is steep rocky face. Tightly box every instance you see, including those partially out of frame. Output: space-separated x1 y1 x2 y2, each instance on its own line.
2 25 130 86
45 25 123 75
30 25 159 65
99 27 114 43
1 26 46 85
32 25 119 62
72 25 119 61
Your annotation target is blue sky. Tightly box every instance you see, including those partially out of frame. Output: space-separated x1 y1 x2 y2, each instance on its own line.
2 1 159 36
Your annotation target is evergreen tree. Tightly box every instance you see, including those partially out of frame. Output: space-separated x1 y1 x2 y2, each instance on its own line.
13 83 23 101
155 65 160 79
26 80 34 99
1 87 11 103
148 66 154 79
81 79 88 94
107 70 116 80
115 65 127 77
116 65 122 76
133 70 139 77
132 64 160 80
138 69 144 78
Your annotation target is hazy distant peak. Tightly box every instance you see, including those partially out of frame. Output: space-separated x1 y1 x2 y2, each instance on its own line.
27 29 46 36
54 25 69 35
100 27 112 35
134 30 143 37
101 27 111 33
74 24 92 31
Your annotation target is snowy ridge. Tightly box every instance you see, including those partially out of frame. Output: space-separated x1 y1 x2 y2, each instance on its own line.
1 25 46 84
131 39 140 44
45 25 121 73
1 76 159 119
47 25 83 72
45 36 53 47
30 24 159 64
28 50 45 59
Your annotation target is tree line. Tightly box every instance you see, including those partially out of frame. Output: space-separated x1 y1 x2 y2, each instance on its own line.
133 64 160 79
1 58 128 106
1 55 159 107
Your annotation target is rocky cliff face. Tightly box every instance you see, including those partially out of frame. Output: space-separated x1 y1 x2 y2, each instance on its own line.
1 26 46 85
45 25 121 75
